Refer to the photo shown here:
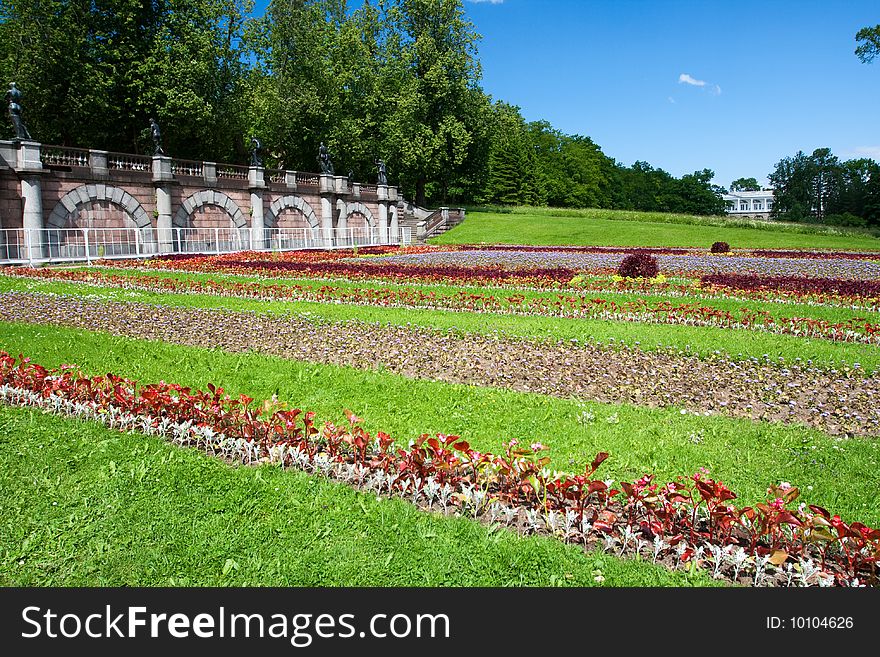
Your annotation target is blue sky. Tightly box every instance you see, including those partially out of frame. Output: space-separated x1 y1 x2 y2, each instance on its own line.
466 0 879 189
255 0 880 189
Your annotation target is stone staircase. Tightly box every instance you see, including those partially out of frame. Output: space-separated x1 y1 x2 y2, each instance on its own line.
397 202 465 243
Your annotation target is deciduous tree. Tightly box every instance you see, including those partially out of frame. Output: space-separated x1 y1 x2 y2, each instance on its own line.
855 24 880 64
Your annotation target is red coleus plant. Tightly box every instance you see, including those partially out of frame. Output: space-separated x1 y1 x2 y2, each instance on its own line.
1 351 878 586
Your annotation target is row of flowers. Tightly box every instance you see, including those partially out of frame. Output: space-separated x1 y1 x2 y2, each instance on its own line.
373 250 880 281
8 267 878 344
454 244 880 262
700 273 880 300
96 248 880 301
1 351 877 587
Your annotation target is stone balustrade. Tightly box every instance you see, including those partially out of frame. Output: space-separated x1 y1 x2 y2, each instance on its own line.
0 139 405 263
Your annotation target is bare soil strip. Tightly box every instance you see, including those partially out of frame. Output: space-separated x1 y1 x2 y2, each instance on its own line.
1 291 876 437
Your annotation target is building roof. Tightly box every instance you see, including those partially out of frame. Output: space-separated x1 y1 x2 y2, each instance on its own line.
722 189 774 200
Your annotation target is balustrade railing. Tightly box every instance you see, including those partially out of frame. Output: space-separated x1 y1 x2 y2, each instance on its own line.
40 146 90 168
217 164 249 180
266 169 286 184
171 159 204 177
107 152 151 172
422 209 446 237
297 173 320 187
29 145 390 196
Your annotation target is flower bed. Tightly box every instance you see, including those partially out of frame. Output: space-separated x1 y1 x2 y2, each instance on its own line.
2 291 878 437
374 250 880 280
700 273 880 300
1 351 876 587
7 268 879 344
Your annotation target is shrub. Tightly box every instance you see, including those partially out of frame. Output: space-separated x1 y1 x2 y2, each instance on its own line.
710 241 731 253
617 253 659 279
824 213 868 228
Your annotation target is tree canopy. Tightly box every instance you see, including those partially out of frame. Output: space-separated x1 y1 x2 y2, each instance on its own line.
769 147 880 226
730 177 761 192
855 24 880 64
0 0 728 214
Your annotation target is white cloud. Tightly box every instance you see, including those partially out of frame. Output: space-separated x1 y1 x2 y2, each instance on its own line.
678 73 706 87
679 73 721 97
467 0 505 4
667 96 676 104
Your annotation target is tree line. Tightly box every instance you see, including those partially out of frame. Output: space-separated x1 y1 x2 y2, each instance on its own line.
767 148 880 227
1 1 874 218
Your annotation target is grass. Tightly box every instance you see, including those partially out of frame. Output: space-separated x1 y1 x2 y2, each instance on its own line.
435 210 880 251
2 273 877 372
0 405 715 586
2 321 878 526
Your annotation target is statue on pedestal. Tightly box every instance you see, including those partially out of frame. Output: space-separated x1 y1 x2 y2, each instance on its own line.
149 117 165 155
318 142 334 175
375 158 388 185
5 83 31 140
250 137 263 167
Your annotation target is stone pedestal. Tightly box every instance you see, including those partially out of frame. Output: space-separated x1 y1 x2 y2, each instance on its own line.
152 155 173 183
16 140 42 171
203 162 218 186
89 150 109 180
319 174 335 195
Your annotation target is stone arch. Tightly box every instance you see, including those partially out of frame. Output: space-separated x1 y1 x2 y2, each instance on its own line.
266 195 320 229
345 201 376 227
48 184 150 229
174 190 246 228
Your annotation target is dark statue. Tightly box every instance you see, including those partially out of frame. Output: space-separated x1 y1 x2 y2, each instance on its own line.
250 137 263 167
149 117 165 155
375 157 388 185
5 82 31 140
318 141 334 175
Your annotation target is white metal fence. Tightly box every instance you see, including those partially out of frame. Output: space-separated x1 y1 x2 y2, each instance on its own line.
0 226 412 266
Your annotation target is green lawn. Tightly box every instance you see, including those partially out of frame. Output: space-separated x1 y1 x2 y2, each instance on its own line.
2 321 877 526
0 405 714 586
434 209 880 251
3 274 877 372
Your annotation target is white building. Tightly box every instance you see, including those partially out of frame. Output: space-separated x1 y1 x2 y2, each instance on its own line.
722 189 775 219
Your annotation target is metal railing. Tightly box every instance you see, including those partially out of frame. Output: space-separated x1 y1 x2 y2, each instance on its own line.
0 225 412 266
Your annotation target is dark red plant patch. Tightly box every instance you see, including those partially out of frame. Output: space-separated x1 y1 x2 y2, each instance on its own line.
618 253 660 279
700 273 880 300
